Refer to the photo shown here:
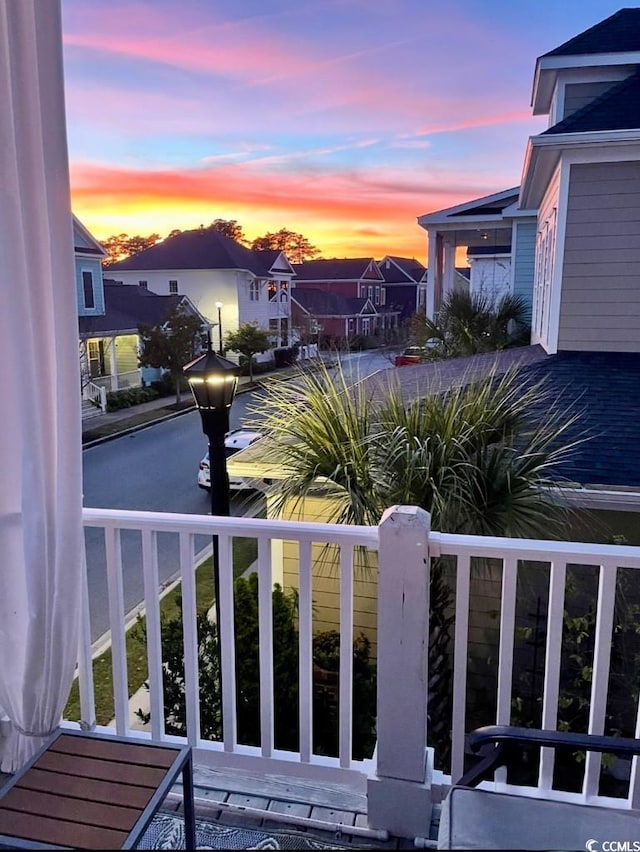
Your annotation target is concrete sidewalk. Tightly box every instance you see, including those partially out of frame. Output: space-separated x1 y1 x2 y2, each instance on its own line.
81 356 334 447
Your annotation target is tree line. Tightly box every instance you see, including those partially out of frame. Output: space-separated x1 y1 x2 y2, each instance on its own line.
101 219 321 266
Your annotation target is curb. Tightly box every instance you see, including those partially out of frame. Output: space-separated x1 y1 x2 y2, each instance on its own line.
80 358 336 450
81 379 260 450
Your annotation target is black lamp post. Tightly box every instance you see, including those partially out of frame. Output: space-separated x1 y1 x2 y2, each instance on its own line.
183 344 240 685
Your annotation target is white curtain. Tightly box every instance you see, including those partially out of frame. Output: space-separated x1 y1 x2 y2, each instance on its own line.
0 0 84 771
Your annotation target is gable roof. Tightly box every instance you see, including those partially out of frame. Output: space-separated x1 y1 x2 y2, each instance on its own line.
109 228 293 277
292 289 377 317
73 216 106 257
542 69 640 135
532 9 640 115
78 281 206 337
293 257 381 281
378 256 426 284
418 187 523 228
543 9 640 57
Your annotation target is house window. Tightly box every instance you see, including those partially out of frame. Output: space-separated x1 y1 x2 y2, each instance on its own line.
380 288 386 306
139 280 148 290
268 280 289 301
82 270 94 309
362 318 370 334
249 280 260 301
169 280 178 294
367 286 374 300
375 286 380 305
348 318 354 332
88 339 106 377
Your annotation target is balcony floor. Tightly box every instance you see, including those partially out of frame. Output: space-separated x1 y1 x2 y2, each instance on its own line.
162 763 429 848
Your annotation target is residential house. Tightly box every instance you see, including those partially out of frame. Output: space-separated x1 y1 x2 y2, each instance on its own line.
291 289 381 344
73 216 209 410
10 5 640 848
73 215 107 320
418 188 537 319
292 257 400 343
109 227 296 356
377 255 426 320
420 7 640 357
79 280 209 402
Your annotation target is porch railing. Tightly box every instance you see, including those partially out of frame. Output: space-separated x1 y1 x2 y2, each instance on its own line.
84 380 107 412
74 505 640 838
86 370 141 393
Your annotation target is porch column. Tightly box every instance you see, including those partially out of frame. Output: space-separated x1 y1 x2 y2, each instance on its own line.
107 337 118 390
367 505 433 839
442 237 456 303
426 231 442 320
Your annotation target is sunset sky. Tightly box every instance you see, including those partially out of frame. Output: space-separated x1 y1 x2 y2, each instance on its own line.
61 0 635 262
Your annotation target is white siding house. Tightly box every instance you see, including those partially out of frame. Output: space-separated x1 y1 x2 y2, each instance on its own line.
417 189 538 319
109 228 295 354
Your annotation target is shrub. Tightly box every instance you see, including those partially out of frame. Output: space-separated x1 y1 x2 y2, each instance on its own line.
149 373 189 397
105 386 159 411
136 576 377 758
238 355 276 377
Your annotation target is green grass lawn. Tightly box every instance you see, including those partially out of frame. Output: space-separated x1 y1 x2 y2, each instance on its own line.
65 536 257 725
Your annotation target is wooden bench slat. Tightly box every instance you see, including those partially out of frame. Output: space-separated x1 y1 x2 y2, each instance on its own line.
0 808 128 850
50 735 178 769
35 751 167 788
14 768 154 809
0 787 140 832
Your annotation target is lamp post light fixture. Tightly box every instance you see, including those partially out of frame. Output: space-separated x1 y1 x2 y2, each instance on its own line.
183 343 240 708
215 301 223 356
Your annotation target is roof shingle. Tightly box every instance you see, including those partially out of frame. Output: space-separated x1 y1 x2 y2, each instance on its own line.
78 281 202 336
543 9 640 58
109 228 287 276
542 69 640 135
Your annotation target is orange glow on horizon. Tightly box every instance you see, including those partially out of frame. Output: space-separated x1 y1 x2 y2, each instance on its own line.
69 160 498 262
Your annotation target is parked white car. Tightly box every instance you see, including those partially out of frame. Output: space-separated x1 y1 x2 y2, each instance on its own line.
197 429 264 491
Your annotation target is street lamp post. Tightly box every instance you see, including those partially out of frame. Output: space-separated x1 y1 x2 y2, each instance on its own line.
183 343 240 723
215 301 223 356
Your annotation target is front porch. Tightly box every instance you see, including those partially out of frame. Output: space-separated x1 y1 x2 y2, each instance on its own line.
40 503 640 846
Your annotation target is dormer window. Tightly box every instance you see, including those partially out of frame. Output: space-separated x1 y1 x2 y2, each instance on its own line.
82 270 94 309
169 280 178 294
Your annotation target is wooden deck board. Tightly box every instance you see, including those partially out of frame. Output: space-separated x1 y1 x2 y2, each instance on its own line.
191 764 368 812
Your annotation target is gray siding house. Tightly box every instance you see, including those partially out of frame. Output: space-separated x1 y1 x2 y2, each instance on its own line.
420 8 640 357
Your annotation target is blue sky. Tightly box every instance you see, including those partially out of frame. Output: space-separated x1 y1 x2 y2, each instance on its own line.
61 0 636 258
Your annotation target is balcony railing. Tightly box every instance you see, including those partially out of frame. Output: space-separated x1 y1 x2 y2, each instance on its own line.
71 505 640 839
88 370 141 392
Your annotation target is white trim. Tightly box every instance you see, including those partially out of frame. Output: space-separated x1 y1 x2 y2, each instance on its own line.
546 161 569 355
80 266 96 311
73 215 107 257
509 220 518 296
417 187 520 225
533 52 640 114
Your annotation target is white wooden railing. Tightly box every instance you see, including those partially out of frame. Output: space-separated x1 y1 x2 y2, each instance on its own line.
78 507 379 780
74 505 640 839
85 380 107 411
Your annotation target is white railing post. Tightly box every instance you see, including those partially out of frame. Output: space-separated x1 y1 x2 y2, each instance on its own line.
367 505 433 839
